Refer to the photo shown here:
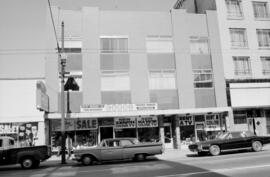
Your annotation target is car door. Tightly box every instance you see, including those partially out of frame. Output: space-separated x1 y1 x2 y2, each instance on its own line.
100 140 123 161
120 139 134 159
222 132 247 150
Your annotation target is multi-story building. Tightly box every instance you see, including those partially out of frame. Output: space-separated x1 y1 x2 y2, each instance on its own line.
45 3 230 150
175 0 270 136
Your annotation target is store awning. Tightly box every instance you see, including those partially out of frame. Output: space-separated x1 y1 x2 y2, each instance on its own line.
46 107 232 119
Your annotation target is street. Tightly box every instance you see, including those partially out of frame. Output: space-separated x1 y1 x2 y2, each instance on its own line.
1 147 270 177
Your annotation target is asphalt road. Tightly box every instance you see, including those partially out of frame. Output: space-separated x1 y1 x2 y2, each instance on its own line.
1 149 270 177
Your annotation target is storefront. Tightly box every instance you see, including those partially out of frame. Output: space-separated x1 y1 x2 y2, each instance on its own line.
0 121 43 147
47 106 231 150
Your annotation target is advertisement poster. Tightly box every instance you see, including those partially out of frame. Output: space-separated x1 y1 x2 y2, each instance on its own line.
137 117 158 128
115 117 136 129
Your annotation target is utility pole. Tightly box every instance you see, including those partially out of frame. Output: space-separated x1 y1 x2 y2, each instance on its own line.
60 21 66 164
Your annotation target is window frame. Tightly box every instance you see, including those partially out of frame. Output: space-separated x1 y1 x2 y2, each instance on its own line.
148 69 177 90
252 1 270 19
100 36 128 53
233 56 252 77
256 29 270 48
101 70 130 91
226 0 244 19
229 28 248 48
261 56 270 75
193 69 213 88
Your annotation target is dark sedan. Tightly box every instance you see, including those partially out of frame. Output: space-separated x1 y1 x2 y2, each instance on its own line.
188 131 270 156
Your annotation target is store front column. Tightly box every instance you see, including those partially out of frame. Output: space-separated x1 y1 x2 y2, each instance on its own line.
158 116 165 144
174 116 181 149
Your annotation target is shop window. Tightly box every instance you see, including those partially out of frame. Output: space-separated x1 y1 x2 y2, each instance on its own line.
253 1 269 19
261 57 270 75
233 56 252 77
146 35 173 53
257 29 270 48
138 127 159 142
190 36 209 54
101 70 130 91
194 115 205 122
193 69 213 88
100 36 128 53
226 0 243 18
233 110 247 124
229 28 248 48
115 129 136 138
149 70 176 90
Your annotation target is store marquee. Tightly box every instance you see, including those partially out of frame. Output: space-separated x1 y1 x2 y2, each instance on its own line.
51 119 98 131
115 117 136 129
137 117 158 128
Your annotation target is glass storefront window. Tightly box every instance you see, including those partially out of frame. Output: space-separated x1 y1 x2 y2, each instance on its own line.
115 128 136 138
138 127 159 142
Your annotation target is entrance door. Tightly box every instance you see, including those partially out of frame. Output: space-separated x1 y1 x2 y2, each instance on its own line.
164 123 172 148
99 126 114 142
247 118 256 135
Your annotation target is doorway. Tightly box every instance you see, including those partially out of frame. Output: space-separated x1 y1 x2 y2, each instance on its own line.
99 126 114 143
164 123 172 148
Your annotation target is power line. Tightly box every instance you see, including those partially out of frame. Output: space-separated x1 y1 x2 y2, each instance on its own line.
47 0 60 53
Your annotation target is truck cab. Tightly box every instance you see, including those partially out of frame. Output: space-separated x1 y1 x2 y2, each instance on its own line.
0 136 16 149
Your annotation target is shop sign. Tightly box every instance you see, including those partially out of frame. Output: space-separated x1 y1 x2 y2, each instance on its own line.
76 119 97 130
179 116 194 126
80 103 158 112
0 123 19 134
137 117 158 127
115 117 136 129
51 119 75 131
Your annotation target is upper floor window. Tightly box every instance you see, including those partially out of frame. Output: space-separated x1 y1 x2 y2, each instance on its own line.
193 69 213 88
261 56 270 75
146 35 173 53
226 0 243 18
253 1 269 18
257 29 270 48
100 36 128 53
149 70 176 90
101 70 130 91
190 36 209 54
233 56 252 76
229 28 248 48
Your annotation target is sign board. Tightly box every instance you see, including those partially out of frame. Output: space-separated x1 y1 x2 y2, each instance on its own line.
76 119 97 130
0 123 19 134
80 103 158 112
137 116 158 128
179 116 194 126
115 117 136 129
51 119 75 131
36 81 49 112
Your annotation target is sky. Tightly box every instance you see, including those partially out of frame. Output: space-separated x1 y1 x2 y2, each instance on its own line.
51 0 177 11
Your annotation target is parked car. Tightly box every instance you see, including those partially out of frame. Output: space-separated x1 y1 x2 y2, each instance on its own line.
188 131 270 156
73 138 164 165
0 136 51 169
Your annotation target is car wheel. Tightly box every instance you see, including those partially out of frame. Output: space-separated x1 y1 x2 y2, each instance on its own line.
82 155 93 166
209 145 220 156
252 141 262 152
21 157 34 169
135 154 146 161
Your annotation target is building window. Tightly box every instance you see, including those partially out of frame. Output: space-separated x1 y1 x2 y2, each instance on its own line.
233 56 252 76
233 110 247 124
226 0 243 18
101 70 130 91
100 36 128 53
261 57 270 75
146 35 173 53
253 1 269 18
190 36 209 54
149 70 176 90
229 28 248 48
193 69 213 88
257 29 270 48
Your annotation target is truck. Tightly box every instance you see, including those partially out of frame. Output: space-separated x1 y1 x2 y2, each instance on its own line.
73 138 164 165
0 136 51 169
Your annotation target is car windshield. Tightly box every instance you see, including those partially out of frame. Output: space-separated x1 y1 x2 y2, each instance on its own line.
216 132 229 140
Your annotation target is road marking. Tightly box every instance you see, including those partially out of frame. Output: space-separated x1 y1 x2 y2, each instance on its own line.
154 163 270 177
